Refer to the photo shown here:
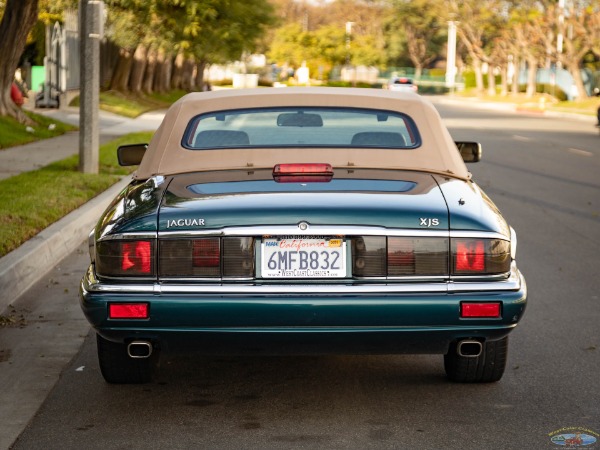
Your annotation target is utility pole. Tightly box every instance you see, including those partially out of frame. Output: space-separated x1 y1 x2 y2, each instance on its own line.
79 0 103 174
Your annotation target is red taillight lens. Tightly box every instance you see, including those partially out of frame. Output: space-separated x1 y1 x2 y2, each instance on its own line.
387 238 415 275
273 163 333 183
354 237 448 277
159 237 253 278
461 302 501 318
455 240 485 273
388 237 448 276
122 241 152 273
193 239 220 267
452 239 511 275
95 239 156 278
109 303 149 319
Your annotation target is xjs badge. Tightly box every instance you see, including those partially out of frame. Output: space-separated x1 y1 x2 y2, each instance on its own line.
420 218 439 227
167 218 205 228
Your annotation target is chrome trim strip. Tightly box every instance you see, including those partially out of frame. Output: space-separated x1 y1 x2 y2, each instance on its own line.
448 263 522 293
100 227 508 241
98 232 158 242
83 265 524 295
449 230 509 240
449 272 510 282
158 225 450 238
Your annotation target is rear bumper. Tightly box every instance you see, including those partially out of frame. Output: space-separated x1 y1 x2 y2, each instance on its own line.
80 265 527 355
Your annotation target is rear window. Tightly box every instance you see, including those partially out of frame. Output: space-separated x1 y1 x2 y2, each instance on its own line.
392 78 413 85
183 107 420 150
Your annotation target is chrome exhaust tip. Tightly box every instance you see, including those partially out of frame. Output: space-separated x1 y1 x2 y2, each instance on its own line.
127 341 153 359
457 340 483 358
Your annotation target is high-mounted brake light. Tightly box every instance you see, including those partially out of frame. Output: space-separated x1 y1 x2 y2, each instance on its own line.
109 303 149 319
273 163 333 183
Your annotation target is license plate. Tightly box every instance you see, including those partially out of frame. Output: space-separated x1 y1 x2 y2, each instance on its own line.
261 237 346 278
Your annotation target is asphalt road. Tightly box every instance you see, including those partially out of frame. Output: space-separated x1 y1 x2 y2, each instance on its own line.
6 99 600 449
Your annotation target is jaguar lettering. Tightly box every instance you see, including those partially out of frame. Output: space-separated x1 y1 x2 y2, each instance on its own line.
166 218 205 228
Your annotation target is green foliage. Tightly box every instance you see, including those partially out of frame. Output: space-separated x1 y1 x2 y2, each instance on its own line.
0 132 153 257
385 0 446 69
269 22 385 75
105 0 275 63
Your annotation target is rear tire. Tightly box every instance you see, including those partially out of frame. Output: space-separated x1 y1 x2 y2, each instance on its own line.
96 334 156 384
444 337 508 383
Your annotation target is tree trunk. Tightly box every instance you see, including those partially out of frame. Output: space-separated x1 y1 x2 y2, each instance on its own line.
195 60 208 91
0 0 39 124
171 52 185 90
525 56 537 98
487 68 496 96
182 58 195 91
414 65 423 79
142 47 157 95
500 64 508 97
109 48 133 92
129 45 148 94
154 49 172 94
566 62 589 100
511 55 520 96
473 58 485 95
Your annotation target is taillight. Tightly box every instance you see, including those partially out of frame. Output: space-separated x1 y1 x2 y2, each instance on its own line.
96 240 156 278
122 241 152 273
352 236 509 277
193 239 220 267
454 240 485 272
273 163 333 183
353 236 448 277
388 237 448 276
452 239 510 275
159 237 254 278
353 236 386 277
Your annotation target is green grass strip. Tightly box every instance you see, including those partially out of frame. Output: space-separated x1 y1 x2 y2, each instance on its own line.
70 90 187 118
0 131 153 257
0 111 77 149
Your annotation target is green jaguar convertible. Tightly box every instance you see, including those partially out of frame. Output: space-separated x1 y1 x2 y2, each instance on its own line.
80 88 527 384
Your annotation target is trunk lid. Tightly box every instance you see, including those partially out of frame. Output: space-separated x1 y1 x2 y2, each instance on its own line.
159 169 449 232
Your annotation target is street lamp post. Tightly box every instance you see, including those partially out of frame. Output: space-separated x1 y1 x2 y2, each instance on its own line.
345 21 354 86
445 21 457 93
556 0 564 69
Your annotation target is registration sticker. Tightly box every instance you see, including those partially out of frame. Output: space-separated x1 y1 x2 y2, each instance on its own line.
261 236 346 278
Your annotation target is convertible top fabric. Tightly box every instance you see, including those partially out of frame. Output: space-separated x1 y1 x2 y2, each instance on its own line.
134 87 471 181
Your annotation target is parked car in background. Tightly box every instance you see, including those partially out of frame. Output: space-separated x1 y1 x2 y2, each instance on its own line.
386 76 418 93
80 88 527 384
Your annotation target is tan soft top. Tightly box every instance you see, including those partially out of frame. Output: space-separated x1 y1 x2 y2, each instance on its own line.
135 87 470 181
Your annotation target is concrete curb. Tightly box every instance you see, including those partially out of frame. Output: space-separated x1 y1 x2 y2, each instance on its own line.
0 177 131 313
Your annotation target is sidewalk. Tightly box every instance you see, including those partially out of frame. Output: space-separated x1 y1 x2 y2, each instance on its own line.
434 94 598 124
0 107 165 313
